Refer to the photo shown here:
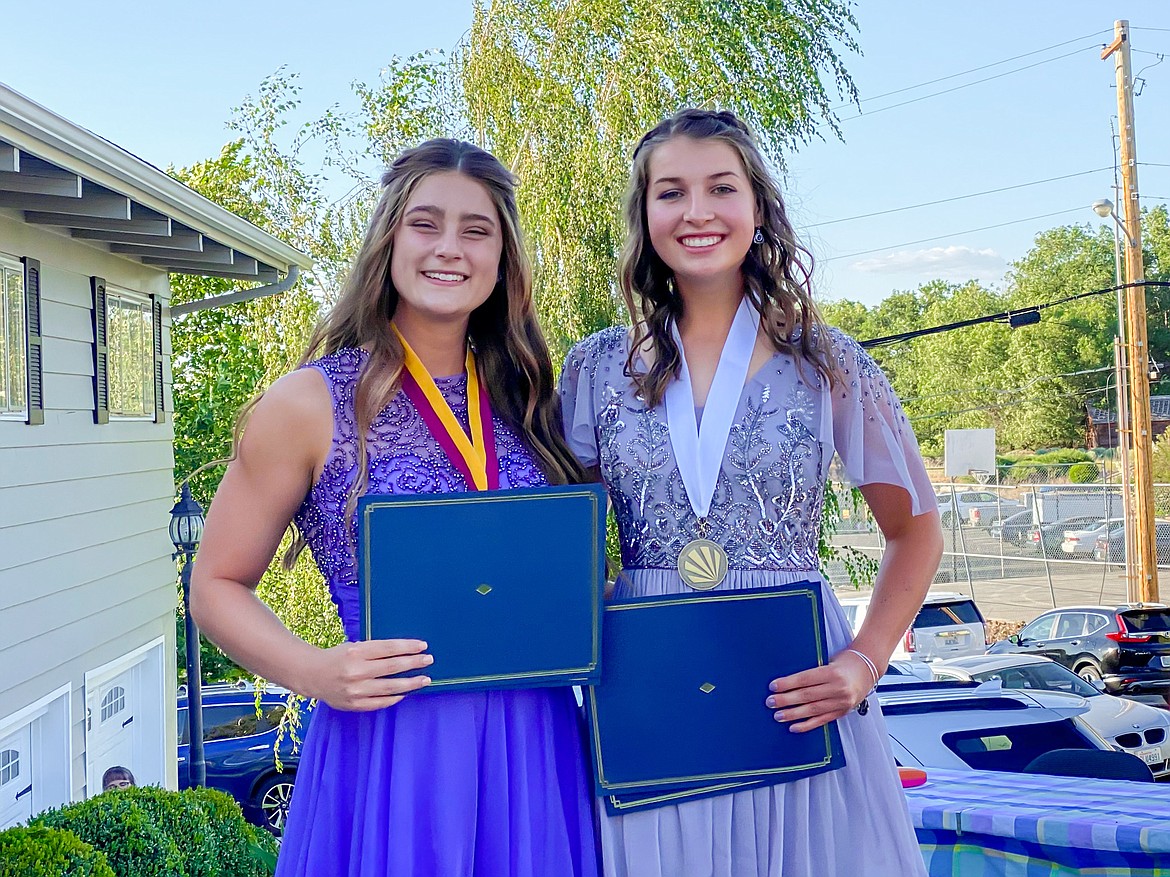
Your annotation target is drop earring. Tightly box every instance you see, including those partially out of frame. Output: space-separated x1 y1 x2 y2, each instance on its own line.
753 227 765 245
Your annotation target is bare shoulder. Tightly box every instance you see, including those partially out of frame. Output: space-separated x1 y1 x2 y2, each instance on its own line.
237 368 333 471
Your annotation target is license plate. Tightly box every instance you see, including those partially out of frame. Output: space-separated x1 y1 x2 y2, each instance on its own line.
1138 746 1163 766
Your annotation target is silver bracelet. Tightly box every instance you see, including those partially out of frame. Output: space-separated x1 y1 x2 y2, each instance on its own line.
843 648 880 715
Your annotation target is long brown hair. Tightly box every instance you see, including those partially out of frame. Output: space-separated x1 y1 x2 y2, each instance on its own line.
618 108 837 406
271 139 585 566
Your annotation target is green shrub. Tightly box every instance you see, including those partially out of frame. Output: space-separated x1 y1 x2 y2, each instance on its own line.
35 795 183 877
34 786 275 877
1034 448 1092 465
0 825 115 877
1068 462 1101 483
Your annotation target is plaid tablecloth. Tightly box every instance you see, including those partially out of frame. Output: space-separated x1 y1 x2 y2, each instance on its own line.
904 767 1170 876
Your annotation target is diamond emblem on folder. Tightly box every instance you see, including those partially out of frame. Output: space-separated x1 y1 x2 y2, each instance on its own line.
699 682 716 694
476 584 493 595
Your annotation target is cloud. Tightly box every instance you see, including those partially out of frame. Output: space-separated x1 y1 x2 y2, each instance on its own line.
850 246 1006 281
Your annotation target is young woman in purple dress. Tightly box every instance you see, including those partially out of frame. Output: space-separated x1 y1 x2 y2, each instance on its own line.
192 139 599 877
559 109 943 875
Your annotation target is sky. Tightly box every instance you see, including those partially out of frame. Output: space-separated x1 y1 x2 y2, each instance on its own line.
2 1 1168 308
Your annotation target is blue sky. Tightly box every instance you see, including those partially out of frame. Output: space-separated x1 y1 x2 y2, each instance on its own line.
3 1 1168 307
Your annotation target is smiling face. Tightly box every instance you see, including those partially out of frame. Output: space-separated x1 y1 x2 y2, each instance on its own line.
644 136 758 300
389 170 504 332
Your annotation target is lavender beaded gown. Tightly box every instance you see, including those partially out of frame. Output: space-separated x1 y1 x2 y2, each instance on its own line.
275 348 598 877
559 327 935 877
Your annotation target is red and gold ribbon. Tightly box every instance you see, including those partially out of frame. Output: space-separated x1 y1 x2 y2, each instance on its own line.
393 325 499 491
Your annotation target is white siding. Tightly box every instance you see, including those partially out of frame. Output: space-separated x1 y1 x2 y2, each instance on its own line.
0 212 179 803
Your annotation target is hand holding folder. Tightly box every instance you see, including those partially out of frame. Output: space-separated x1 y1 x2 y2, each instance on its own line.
586 583 845 814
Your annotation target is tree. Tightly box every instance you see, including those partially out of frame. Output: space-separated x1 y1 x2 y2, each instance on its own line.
456 0 859 357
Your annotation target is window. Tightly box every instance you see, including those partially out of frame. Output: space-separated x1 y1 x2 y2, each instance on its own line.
1055 613 1088 639
943 720 1094 772
199 703 286 743
913 600 983 628
0 750 18 786
0 255 25 418
1021 615 1056 641
105 289 154 417
100 687 125 723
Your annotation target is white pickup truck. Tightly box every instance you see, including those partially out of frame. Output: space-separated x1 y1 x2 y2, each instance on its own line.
934 490 1026 528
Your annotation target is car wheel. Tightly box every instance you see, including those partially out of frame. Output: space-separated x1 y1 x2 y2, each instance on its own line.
1075 661 1103 684
253 773 296 836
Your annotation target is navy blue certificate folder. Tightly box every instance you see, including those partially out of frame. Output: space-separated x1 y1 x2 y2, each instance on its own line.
586 583 845 813
357 484 606 691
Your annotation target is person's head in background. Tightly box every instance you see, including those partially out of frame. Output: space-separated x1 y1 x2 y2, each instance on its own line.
101 765 135 791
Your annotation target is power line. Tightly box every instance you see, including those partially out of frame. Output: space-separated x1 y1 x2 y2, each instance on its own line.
830 31 1109 111
824 208 1083 262
806 167 1113 228
861 281 1170 348
1133 28 1170 34
837 46 1096 122
1142 163 1170 168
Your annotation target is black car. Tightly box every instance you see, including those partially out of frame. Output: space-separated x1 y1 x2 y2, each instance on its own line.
178 683 313 835
987 604 1170 696
988 510 1035 546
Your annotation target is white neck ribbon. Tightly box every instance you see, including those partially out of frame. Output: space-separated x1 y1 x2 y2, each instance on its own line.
664 296 759 520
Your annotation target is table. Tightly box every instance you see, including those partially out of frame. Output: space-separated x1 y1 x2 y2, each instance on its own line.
903 767 1170 876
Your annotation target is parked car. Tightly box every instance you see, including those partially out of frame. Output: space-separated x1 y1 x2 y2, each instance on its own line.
931 654 1170 777
1060 518 1123 558
986 604 1170 696
987 510 1035 546
878 680 1110 773
1026 515 1110 555
968 499 1028 528
934 491 1025 529
838 591 987 663
1093 520 1170 566
177 683 312 836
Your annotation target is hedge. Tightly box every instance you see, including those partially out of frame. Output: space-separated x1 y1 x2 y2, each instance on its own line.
33 786 276 877
0 825 116 877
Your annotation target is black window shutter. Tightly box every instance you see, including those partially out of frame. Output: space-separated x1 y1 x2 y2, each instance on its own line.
152 296 165 423
91 276 108 424
21 257 43 425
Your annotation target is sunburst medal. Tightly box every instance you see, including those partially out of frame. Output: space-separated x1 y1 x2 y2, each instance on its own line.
678 538 729 590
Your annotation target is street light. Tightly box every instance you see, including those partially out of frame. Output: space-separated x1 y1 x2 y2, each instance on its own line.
169 482 206 788
1094 197 1136 598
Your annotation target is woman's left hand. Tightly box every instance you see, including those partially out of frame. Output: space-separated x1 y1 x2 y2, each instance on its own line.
765 651 878 733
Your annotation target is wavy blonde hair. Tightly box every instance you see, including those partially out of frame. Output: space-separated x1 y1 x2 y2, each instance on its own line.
619 108 837 406
239 139 586 567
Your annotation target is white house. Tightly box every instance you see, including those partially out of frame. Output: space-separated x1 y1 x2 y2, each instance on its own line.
0 82 311 829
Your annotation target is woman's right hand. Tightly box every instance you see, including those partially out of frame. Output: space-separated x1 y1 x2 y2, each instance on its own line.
302 639 433 711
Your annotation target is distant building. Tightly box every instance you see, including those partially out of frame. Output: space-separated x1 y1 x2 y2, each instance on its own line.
1085 396 1170 448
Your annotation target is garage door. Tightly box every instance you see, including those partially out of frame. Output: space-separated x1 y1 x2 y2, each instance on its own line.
0 725 33 829
88 673 137 787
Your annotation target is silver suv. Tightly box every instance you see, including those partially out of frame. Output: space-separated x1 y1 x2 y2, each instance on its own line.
838 591 987 663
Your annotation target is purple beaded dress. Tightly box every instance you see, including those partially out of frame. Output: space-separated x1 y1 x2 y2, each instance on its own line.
559 327 935 877
275 348 598 877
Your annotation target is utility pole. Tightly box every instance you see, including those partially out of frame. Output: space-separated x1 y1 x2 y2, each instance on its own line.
1103 20 1157 603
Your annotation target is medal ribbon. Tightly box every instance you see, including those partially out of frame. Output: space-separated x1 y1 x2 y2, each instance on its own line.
393 325 499 491
664 297 759 518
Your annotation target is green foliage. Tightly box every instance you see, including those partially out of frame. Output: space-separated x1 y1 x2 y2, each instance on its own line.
821 208 1170 455
1068 462 1100 483
459 0 859 359
175 608 247 685
819 485 879 589
34 787 275 877
0 825 115 877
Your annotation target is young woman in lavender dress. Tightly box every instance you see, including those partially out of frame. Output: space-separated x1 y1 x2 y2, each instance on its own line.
559 109 943 876
191 140 598 877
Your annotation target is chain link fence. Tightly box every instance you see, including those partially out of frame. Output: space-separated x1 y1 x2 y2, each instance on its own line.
825 463 1170 622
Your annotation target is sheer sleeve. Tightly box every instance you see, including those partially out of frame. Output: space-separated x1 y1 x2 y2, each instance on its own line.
557 333 608 468
828 328 937 516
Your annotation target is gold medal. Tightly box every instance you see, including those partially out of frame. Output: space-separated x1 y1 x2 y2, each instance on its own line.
678 538 728 590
